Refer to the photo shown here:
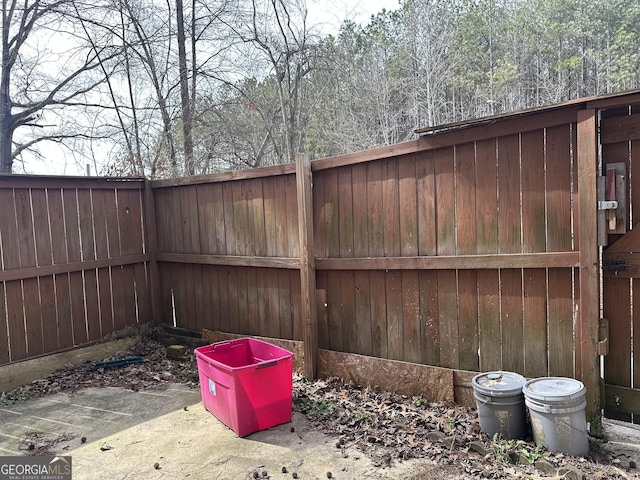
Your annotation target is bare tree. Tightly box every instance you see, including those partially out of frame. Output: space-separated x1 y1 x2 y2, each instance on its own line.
228 0 319 165
1 0 122 173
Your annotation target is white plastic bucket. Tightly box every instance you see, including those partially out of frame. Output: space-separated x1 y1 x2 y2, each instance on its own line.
472 371 528 439
523 377 589 456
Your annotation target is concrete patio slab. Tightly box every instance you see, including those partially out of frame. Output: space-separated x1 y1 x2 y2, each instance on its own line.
0 384 423 479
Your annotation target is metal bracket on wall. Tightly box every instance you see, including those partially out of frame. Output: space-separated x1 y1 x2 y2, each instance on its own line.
597 162 627 246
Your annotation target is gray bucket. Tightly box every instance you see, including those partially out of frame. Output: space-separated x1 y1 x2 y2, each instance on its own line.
472 371 528 440
523 377 589 456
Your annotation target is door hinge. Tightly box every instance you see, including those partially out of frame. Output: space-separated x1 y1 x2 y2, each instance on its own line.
603 259 627 273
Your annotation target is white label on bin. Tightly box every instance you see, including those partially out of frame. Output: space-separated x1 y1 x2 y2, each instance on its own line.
209 378 217 396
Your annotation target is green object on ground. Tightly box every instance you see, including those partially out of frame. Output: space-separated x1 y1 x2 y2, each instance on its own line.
87 356 145 372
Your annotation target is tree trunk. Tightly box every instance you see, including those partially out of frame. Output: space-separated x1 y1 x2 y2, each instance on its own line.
1 8 13 173
176 0 194 175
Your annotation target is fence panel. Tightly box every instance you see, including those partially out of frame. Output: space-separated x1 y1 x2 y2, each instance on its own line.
150 109 582 384
0 177 149 366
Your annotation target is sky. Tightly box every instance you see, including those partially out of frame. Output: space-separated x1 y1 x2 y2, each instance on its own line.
307 0 400 34
19 0 401 177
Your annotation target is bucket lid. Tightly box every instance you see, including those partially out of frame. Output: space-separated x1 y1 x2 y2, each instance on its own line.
523 377 586 403
472 371 526 397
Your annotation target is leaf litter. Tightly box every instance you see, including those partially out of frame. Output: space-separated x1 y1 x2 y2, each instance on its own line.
3 332 637 479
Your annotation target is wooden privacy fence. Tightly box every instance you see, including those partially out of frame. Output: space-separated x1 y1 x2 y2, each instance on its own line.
0 176 151 366
151 95 603 433
11 91 640 436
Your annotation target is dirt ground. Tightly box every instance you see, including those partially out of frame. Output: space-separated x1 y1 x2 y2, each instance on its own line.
2 331 638 479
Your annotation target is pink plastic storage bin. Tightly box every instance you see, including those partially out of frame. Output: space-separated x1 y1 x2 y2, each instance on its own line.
195 338 293 437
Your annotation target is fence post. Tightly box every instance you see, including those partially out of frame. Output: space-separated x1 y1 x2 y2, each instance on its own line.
296 154 317 379
577 108 602 437
144 179 163 326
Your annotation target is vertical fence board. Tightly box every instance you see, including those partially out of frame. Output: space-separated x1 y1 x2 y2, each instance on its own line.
456 143 478 371
6 282 26 361
23 277 43 356
338 167 356 352
62 189 87 344
219 266 231 333
456 143 477 255
49 190 73 348
134 263 149 324
416 151 438 365
0 190 25 361
632 108 640 422
278 269 293 340
548 268 575 378
382 159 401 358
264 177 279 257
501 269 524 373
226 266 239 332
105 190 127 332
99 190 117 333
31 189 52 266
52 280 70 347
222 183 236 255
369 271 387 358
399 156 420 363
437 271 458 369
546 125 573 252
475 139 498 254
473 140 499 369
160 265 174 326
355 271 372 356
193 264 205 333
497 134 522 254
417 151 436 255
15 190 43 356
402 272 421 363
0 283 8 364
521 130 546 253
419 271 439 366
118 189 144 255
257 267 269 337
353 164 371 356
326 270 342 351
77 189 101 340
604 277 632 421
457 271 479 371
385 270 403 360
285 174 299 258
523 269 548 377
212 183 227 254
366 161 387 358
435 148 457 368
0 189 19 269
478 270 501 371
91 190 109 260
39 275 58 354
15 189 36 267
117 189 142 329
247 266 259 335
290 270 302 342
316 272 329 348
545 124 575 379
399 155 418 257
